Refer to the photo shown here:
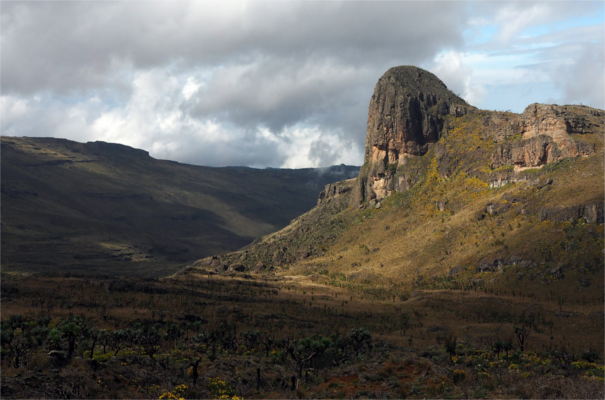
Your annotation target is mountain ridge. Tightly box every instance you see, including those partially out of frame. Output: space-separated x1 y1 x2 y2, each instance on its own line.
1 136 359 276
184 66 604 284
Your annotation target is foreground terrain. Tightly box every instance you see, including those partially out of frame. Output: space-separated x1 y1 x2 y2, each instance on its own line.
1 272 603 399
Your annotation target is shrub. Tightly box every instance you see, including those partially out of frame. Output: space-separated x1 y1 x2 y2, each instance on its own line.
452 369 467 383
159 384 188 400
26 353 49 371
207 378 237 398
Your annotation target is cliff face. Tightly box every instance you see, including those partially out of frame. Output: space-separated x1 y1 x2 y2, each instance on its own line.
353 67 602 207
354 66 471 206
490 104 597 169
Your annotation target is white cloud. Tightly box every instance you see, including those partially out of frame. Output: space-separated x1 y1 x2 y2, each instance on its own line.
430 50 488 106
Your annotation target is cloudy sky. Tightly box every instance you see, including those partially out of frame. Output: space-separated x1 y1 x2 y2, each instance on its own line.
2 1 603 168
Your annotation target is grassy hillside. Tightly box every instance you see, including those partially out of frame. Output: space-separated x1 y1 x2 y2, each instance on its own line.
1 136 358 276
184 104 605 360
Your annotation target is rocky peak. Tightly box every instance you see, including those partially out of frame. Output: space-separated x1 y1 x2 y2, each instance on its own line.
365 66 469 165
353 66 603 208
519 103 588 140
317 178 355 206
354 66 471 206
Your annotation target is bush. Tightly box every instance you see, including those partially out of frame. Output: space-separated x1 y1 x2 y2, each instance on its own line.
207 378 237 398
452 369 467 383
26 353 49 371
581 350 600 363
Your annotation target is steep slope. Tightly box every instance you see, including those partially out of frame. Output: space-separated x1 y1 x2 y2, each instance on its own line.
1 137 358 276
185 66 604 301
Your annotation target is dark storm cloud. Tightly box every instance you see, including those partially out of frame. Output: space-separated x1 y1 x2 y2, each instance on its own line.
1 1 465 95
1 1 470 167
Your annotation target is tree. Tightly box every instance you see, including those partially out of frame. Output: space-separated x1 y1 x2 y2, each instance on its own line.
243 329 260 351
59 316 87 359
513 325 530 352
194 329 219 356
166 322 183 349
136 324 162 359
88 328 99 359
48 328 62 351
502 337 514 358
109 329 130 356
349 328 372 359
444 333 457 362
1 319 30 369
259 332 275 357
284 336 330 378
96 302 109 321
493 340 504 359
325 333 352 366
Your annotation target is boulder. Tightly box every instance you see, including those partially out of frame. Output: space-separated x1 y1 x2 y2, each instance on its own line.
229 264 245 272
548 264 565 279
539 203 604 224
47 350 69 368
295 250 310 260
252 262 266 273
472 278 484 286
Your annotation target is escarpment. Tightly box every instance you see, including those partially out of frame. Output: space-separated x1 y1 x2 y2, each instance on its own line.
353 67 603 207
490 104 597 169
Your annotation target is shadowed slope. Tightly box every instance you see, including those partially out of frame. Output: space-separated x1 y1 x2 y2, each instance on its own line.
1 137 358 276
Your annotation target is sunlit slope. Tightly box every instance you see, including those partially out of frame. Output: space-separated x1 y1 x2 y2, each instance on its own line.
187 106 604 305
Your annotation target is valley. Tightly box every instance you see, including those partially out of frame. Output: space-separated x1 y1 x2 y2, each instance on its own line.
1 66 603 399
1 137 358 276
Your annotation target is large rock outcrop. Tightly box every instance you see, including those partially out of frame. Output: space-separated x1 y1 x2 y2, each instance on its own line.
352 67 603 208
491 104 595 169
317 178 355 205
353 66 470 206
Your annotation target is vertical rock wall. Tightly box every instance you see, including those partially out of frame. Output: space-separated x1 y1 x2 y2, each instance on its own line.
353 66 470 207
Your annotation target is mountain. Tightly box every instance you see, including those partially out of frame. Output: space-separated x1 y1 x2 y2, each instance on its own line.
2 67 604 400
0 136 358 276
185 66 604 292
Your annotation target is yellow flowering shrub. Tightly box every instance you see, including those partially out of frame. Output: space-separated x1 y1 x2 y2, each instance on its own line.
208 378 238 399
159 384 187 400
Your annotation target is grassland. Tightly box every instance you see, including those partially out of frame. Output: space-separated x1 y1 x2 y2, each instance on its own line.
1 269 603 399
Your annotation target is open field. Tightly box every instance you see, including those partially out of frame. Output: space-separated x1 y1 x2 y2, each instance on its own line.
1 270 603 399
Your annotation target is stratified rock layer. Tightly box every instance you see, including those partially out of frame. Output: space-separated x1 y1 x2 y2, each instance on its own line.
491 104 596 169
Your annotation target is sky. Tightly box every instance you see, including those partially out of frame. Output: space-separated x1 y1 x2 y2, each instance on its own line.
1 1 603 168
